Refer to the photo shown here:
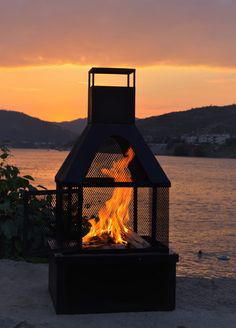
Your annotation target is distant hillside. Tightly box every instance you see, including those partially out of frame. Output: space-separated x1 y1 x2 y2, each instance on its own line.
0 110 76 147
56 105 236 142
56 118 87 135
136 104 236 142
1 105 236 151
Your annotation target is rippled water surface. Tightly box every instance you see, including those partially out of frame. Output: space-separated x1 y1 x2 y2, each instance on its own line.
9 149 236 278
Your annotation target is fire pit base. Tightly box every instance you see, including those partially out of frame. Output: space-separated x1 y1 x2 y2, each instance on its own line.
48 246 179 314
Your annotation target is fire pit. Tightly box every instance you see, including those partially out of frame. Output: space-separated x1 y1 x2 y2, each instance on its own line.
48 67 178 314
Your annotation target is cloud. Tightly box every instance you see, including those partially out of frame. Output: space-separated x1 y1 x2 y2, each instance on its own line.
0 0 236 68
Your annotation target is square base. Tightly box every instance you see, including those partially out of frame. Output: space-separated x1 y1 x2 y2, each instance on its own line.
48 247 178 314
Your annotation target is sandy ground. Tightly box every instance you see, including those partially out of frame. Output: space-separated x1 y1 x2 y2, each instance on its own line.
0 260 236 328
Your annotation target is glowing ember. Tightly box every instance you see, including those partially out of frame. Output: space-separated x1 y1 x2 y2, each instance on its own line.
83 148 134 245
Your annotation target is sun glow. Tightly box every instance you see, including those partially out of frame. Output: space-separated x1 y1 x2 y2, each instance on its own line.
1 64 236 121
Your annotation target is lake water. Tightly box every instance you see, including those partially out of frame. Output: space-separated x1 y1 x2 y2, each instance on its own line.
8 149 236 279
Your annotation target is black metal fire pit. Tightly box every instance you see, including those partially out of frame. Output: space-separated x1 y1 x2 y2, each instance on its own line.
48 67 179 314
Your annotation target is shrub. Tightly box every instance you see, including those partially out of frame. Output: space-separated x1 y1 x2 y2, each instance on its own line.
0 146 54 258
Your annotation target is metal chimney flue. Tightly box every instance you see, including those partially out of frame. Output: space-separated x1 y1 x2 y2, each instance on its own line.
88 67 135 124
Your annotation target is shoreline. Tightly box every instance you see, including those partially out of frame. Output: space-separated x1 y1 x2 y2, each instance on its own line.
0 260 236 328
8 147 236 160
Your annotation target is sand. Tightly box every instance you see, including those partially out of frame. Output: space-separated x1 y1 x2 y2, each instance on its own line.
0 260 235 328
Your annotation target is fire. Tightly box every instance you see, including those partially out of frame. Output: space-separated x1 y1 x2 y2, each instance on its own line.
83 148 135 245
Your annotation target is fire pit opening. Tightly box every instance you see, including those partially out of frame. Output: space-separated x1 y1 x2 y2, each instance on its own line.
48 67 178 314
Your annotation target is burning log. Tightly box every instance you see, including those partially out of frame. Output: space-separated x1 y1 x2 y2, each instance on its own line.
124 229 150 249
83 243 126 250
83 229 150 249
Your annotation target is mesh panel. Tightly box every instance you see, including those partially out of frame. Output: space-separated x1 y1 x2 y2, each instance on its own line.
86 138 132 181
23 186 170 256
25 191 57 255
83 187 114 219
61 187 81 241
137 188 152 236
24 189 82 256
82 186 134 241
156 187 169 247
137 187 169 247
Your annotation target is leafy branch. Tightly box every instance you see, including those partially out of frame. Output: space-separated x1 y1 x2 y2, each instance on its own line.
0 147 54 258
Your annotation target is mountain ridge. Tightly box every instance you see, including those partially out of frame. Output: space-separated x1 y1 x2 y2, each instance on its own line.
0 104 236 148
136 104 236 142
56 104 236 141
0 110 76 147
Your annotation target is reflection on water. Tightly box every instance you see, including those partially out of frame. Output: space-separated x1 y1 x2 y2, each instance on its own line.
9 149 236 278
158 156 236 279
9 149 64 189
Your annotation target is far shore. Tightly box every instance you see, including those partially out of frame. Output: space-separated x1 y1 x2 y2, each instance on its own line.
7 146 236 160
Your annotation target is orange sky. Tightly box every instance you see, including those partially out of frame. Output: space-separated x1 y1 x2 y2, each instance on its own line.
0 1 236 121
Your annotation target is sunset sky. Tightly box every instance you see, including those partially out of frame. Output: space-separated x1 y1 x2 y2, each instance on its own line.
0 0 236 121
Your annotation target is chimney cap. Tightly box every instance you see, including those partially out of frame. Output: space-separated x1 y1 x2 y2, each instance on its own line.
89 67 135 75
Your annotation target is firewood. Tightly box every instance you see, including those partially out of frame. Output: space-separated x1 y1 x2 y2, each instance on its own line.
83 242 126 250
82 229 150 249
123 230 150 248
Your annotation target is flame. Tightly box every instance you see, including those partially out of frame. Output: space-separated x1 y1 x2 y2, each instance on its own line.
83 148 135 245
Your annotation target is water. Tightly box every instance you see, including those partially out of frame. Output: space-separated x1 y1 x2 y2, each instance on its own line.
8 149 236 278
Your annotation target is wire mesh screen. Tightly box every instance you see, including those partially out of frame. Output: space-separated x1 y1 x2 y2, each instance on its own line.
156 187 169 247
23 185 169 256
61 187 81 241
83 187 115 220
86 137 132 181
82 187 134 247
137 188 152 237
137 187 169 247
23 189 82 256
24 191 57 256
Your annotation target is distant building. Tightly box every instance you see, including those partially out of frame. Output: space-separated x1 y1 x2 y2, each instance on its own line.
184 136 198 144
198 134 230 145
181 134 230 145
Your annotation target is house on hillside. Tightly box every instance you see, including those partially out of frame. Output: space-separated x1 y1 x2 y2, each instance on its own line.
181 134 231 145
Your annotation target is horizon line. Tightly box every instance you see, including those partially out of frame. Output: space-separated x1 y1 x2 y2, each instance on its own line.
1 103 236 123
